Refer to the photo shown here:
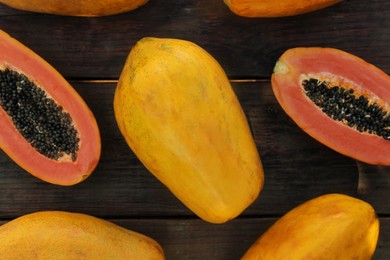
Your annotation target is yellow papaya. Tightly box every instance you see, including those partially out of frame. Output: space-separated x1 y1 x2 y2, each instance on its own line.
0 0 148 16
0 211 164 259
224 0 343 18
242 194 379 259
114 37 264 224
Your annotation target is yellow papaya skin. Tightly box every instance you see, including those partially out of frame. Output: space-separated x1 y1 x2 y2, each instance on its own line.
0 0 148 16
114 37 264 224
0 211 164 259
224 0 343 18
242 194 379 260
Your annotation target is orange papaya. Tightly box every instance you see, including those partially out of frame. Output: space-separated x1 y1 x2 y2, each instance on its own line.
0 211 165 259
0 29 100 185
272 47 390 165
242 194 379 259
114 37 264 224
224 0 343 17
0 0 148 16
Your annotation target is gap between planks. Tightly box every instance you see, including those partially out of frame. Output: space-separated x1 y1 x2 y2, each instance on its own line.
69 79 269 84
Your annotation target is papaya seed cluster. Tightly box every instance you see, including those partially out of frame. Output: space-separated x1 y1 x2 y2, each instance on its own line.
0 68 79 161
303 78 390 140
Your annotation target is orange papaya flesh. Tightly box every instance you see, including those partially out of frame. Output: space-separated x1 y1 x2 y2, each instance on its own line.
0 211 165 259
272 47 390 165
224 0 343 18
242 194 379 259
0 29 101 185
0 0 149 17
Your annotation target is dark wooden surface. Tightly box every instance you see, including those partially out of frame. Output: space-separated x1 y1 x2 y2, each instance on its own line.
0 0 389 259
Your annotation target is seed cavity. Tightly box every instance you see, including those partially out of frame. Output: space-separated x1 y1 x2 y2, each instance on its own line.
302 78 390 141
0 68 79 161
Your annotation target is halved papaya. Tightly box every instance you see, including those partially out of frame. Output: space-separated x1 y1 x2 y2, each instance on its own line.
0 0 148 17
272 47 390 165
0 29 101 185
224 0 343 18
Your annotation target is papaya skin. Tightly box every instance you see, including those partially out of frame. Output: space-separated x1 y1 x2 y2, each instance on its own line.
0 0 148 17
0 211 165 259
114 37 264 224
242 194 380 260
224 0 343 18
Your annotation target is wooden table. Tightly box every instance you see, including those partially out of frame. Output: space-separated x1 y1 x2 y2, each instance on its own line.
0 0 389 259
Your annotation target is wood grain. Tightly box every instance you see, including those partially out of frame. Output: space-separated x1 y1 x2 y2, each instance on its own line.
0 81 358 218
0 217 388 259
0 0 389 258
0 1 389 79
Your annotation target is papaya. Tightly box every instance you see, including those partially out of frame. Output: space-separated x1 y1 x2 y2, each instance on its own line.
242 194 379 259
0 29 100 185
224 0 343 18
272 47 390 165
0 0 148 17
114 37 264 224
0 211 165 259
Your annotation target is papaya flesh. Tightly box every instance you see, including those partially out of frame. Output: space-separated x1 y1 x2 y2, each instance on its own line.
242 194 379 259
114 37 264 224
0 211 165 259
224 0 343 18
0 0 148 17
0 29 101 185
272 47 390 165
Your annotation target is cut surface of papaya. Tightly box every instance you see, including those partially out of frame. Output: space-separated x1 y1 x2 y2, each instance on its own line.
272 47 390 165
0 211 165 259
114 37 264 224
242 194 379 259
224 0 343 18
0 0 148 17
0 29 100 185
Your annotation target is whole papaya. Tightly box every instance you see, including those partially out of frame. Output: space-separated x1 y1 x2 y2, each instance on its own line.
0 0 148 16
224 0 343 17
114 37 264 224
0 211 164 259
242 194 379 259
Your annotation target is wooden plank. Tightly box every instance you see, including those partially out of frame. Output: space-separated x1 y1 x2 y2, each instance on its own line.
355 162 390 217
0 0 389 257
0 217 388 259
0 81 358 218
0 1 390 78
